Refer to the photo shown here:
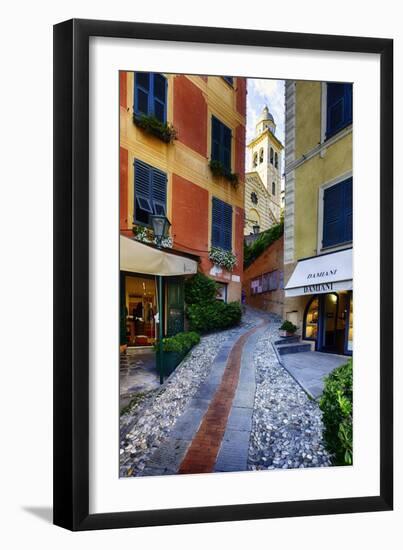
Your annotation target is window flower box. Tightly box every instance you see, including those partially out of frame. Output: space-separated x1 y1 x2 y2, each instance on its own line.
209 160 239 188
133 113 177 143
209 246 237 272
132 225 173 248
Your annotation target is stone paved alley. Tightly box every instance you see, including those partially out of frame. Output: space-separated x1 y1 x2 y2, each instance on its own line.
119 308 333 477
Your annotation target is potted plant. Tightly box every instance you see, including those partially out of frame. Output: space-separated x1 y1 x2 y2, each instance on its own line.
154 331 200 376
279 320 298 338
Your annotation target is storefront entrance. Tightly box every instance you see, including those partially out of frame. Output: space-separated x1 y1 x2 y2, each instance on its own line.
303 291 353 355
121 273 157 347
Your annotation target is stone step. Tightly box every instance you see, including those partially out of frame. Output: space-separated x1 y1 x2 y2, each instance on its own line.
273 335 300 345
276 342 312 355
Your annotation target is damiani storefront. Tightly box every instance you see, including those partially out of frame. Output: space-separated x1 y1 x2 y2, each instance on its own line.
285 248 353 356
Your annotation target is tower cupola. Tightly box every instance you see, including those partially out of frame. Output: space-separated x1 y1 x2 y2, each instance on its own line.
256 105 276 135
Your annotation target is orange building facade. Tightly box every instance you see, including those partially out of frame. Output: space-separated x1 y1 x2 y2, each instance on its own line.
242 236 285 318
120 72 247 304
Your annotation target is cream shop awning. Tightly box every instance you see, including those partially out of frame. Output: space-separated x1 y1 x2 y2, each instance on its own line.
285 248 352 297
120 235 198 277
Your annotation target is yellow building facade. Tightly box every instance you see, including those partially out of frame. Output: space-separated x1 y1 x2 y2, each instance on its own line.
120 72 247 307
283 80 353 356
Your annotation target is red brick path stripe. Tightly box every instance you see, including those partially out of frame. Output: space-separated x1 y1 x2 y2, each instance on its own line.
178 321 267 474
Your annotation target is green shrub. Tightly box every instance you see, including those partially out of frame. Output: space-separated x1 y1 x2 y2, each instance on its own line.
154 331 200 354
244 221 284 268
279 320 297 333
185 273 217 305
187 300 242 333
319 360 353 466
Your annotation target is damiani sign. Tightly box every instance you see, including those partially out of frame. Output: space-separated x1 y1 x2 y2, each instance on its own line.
307 269 337 279
303 282 333 293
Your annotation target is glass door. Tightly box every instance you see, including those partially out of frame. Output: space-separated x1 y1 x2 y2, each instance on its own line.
304 296 319 344
320 293 339 352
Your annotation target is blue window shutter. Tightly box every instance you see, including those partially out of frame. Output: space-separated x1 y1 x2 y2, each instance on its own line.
323 178 353 248
221 202 233 250
134 73 167 123
345 84 353 126
134 73 150 116
151 167 167 216
134 159 167 224
323 183 344 247
212 197 232 251
134 159 152 224
211 116 221 162
326 83 353 138
211 198 221 247
221 125 232 171
134 159 152 197
343 178 353 242
152 73 167 123
223 76 233 86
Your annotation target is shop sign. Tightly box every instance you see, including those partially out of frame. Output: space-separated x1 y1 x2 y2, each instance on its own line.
303 282 333 294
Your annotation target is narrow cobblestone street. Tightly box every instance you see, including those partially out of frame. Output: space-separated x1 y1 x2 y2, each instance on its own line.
120 307 332 477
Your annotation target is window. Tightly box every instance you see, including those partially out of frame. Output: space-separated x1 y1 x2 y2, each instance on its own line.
272 181 276 195
326 82 352 138
259 148 264 163
216 282 228 302
274 152 278 168
222 76 234 86
251 191 258 205
253 152 258 167
304 296 319 340
251 277 262 295
134 159 167 226
212 197 232 251
270 147 274 164
322 177 352 248
134 72 167 124
211 116 232 172
268 271 278 291
256 271 278 293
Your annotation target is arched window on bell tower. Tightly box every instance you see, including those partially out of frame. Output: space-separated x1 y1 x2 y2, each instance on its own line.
270 147 274 164
274 152 278 169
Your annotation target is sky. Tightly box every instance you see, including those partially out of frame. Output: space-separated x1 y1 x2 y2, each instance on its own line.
246 78 285 174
